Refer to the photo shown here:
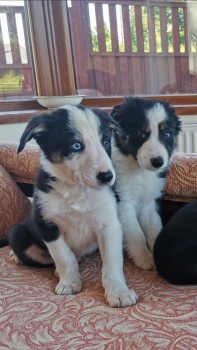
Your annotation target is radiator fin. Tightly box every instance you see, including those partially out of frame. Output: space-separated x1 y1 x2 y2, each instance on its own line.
177 123 197 153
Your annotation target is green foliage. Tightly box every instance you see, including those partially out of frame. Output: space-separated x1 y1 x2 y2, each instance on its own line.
91 27 99 51
154 7 162 52
104 24 112 52
0 70 23 93
91 4 187 54
129 6 137 52
178 7 185 52
91 24 112 52
142 6 149 52
166 7 173 51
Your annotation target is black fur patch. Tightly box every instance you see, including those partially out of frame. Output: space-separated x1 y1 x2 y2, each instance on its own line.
0 237 8 248
92 108 117 157
158 168 168 178
36 168 57 193
154 201 197 284
9 223 52 267
32 198 60 242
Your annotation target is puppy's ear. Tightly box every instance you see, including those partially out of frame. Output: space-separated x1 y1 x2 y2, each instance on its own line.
111 104 122 120
102 111 126 137
110 104 127 138
92 107 124 134
102 112 121 128
18 113 53 153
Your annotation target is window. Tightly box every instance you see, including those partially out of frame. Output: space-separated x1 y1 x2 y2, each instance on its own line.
0 0 36 97
68 0 197 96
0 0 197 119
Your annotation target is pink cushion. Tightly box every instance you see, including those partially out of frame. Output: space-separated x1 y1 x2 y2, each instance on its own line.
0 165 31 238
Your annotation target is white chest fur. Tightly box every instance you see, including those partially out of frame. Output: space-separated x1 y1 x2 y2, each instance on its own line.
112 146 165 207
37 182 116 257
112 143 165 272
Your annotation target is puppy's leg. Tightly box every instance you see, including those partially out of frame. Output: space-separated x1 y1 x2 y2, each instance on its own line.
97 217 138 308
120 204 154 270
139 201 162 253
45 235 82 295
9 223 53 267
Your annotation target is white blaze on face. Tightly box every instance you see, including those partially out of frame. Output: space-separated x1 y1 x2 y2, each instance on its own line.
137 103 169 171
62 106 115 187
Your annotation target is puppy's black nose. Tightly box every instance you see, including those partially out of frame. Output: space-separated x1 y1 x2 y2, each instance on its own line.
97 171 113 184
151 156 164 168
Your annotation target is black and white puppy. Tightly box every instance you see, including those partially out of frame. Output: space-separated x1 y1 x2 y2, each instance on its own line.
111 97 181 270
9 105 137 308
153 201 197 284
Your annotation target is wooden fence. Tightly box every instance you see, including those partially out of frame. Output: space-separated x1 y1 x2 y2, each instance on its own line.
0 5 35 97
69 0 197 95
1 1 197 97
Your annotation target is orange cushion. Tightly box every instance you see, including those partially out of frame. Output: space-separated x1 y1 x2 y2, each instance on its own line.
0 142 39 184
0 164 31 238
164 153 197 202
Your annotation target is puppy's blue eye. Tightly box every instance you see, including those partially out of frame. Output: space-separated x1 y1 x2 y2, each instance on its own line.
72 142 82 151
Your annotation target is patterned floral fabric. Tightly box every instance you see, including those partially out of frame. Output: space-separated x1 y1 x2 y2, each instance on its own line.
0 143 197 348
0 142 38 238
164 153 197 202
0 142 39 184
0 247 197 349
0 164 31 239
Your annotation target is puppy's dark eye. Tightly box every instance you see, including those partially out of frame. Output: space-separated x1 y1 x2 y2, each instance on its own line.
71 142 82 151
138 130 146 138
103 138 110 147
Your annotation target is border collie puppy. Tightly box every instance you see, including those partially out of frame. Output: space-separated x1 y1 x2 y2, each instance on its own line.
111 97 181 270
153 201 197 284
9 106 137 308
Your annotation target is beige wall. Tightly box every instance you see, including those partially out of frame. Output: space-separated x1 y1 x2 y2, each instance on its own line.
0 115 197 150
0 123 27 143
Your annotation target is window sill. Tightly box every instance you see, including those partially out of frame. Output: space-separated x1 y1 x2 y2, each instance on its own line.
0 110 46 125
0 96 197 125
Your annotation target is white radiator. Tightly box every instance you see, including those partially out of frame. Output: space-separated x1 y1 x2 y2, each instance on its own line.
177 122 197 153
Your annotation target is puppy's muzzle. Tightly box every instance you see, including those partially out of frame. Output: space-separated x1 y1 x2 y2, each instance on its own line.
150 156 164 169
97 171 113 185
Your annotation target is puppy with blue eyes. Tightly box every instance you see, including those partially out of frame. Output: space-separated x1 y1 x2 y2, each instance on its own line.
111 97 181 271
9 105 137 308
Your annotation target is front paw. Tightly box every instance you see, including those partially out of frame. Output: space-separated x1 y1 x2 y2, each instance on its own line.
55 277 82 295
106 288 138 308
132 249 155 270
